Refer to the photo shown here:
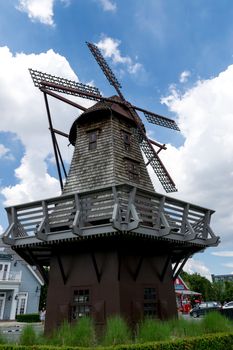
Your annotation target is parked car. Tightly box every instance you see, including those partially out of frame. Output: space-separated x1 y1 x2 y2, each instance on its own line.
190 301 222 318
222 301 233 309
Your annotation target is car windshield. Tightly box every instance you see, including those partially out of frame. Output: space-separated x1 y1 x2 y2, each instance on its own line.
199 303 207 308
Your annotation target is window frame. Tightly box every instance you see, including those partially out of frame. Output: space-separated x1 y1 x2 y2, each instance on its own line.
124 157 140 182
87 129 98 151
143 286 157 317
121 130 131 151
71 287 91 320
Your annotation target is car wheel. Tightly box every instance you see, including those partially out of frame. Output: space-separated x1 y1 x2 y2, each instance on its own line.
192 311 198 318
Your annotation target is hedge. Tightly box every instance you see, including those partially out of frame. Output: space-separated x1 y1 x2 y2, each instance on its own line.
15 314 40 323
0 332 233 350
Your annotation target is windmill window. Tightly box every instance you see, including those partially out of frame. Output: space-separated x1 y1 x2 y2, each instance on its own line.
143 287 157 317
72 289 91 320
122 131 131 150
125 159 140 182
88 130 97 150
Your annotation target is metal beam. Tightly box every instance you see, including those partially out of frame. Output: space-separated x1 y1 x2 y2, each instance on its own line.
40 88 87 111
43 92 63 191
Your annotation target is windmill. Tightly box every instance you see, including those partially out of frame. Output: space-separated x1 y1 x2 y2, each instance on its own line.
29 41 179 193
2 42 219 334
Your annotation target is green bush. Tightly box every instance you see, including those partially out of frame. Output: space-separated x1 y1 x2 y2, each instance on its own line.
0 332 7 345
16 313 40 323
19 325 37 345
102 315 131 346
48 320 72 346
201 311 232 334
167 317 202 338
48 317 96 347
136 318 171 343
70 317 96 347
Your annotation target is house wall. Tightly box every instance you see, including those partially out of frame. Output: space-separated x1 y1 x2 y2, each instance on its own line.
0 248 42 320
18 264 41 314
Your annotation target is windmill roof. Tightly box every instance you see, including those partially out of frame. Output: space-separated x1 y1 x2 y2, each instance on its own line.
69 95 137 145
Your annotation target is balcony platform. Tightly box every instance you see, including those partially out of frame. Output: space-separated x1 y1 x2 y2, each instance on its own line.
2 184 219 267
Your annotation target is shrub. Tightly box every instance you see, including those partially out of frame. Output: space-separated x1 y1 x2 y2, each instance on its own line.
70 317 96 347
0 331 7 345
19 325 37 345
167 317 203 338
16 313 40 323
102 315 131 346
48 317 96 347
136 318 171 343
201 311 233 333
48 320 72 346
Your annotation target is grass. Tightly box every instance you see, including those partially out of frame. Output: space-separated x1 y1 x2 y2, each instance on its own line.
0 331 7 345
48 317 96 347
19 324 38 345
167 317 202 338
202 311 232 333
136 318 171 342
102 315 132 346
3 312 233 347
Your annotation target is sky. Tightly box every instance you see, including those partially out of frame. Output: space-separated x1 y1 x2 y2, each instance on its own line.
1 0 233 281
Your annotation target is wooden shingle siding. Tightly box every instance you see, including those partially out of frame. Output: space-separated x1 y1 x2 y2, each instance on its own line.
63 106 154 195
63 114 115 193
112 116 154 192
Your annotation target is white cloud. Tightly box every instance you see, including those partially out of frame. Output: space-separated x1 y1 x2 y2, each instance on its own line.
212 251 233 257
158 64 233 248
222 263 233 268
0 144 11 159
17 0 55 26
0 46 90 206
2 151 59 205
98 0 116 12
96 36 142 75
183 258 212 281
179 70 191 83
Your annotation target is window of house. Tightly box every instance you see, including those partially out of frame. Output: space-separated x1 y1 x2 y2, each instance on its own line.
72 289 91 320
143 287 157 317
88 130 97 150
122 130 131 150
125 158 140 182
16 293 28 315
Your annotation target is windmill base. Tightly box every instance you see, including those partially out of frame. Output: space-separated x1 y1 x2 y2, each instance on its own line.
44 238 178 334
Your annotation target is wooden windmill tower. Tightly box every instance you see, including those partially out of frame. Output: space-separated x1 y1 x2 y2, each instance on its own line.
2 43 219 333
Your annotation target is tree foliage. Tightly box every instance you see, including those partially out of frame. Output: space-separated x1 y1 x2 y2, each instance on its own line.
180 271 233 303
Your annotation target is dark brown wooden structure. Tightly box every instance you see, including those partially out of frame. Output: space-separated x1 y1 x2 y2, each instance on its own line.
2 43 220 333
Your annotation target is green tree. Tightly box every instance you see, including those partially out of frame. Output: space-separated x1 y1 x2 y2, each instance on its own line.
180 271 214 301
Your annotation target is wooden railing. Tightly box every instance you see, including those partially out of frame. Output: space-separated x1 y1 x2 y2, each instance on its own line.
2 184 219 246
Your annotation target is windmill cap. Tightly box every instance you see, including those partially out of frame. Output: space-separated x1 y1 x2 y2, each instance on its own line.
69 96 140 145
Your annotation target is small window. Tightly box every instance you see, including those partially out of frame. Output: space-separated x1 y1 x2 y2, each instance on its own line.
144 287 157 317
88 130 97 150
122 131 131 150
125 159 140 182
72 289 91 320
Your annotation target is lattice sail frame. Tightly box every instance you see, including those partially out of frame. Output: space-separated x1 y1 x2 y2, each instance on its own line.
29 42 180 193
29 69 102 101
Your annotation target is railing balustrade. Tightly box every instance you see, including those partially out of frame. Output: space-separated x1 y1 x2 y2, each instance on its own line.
2 184 219 246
